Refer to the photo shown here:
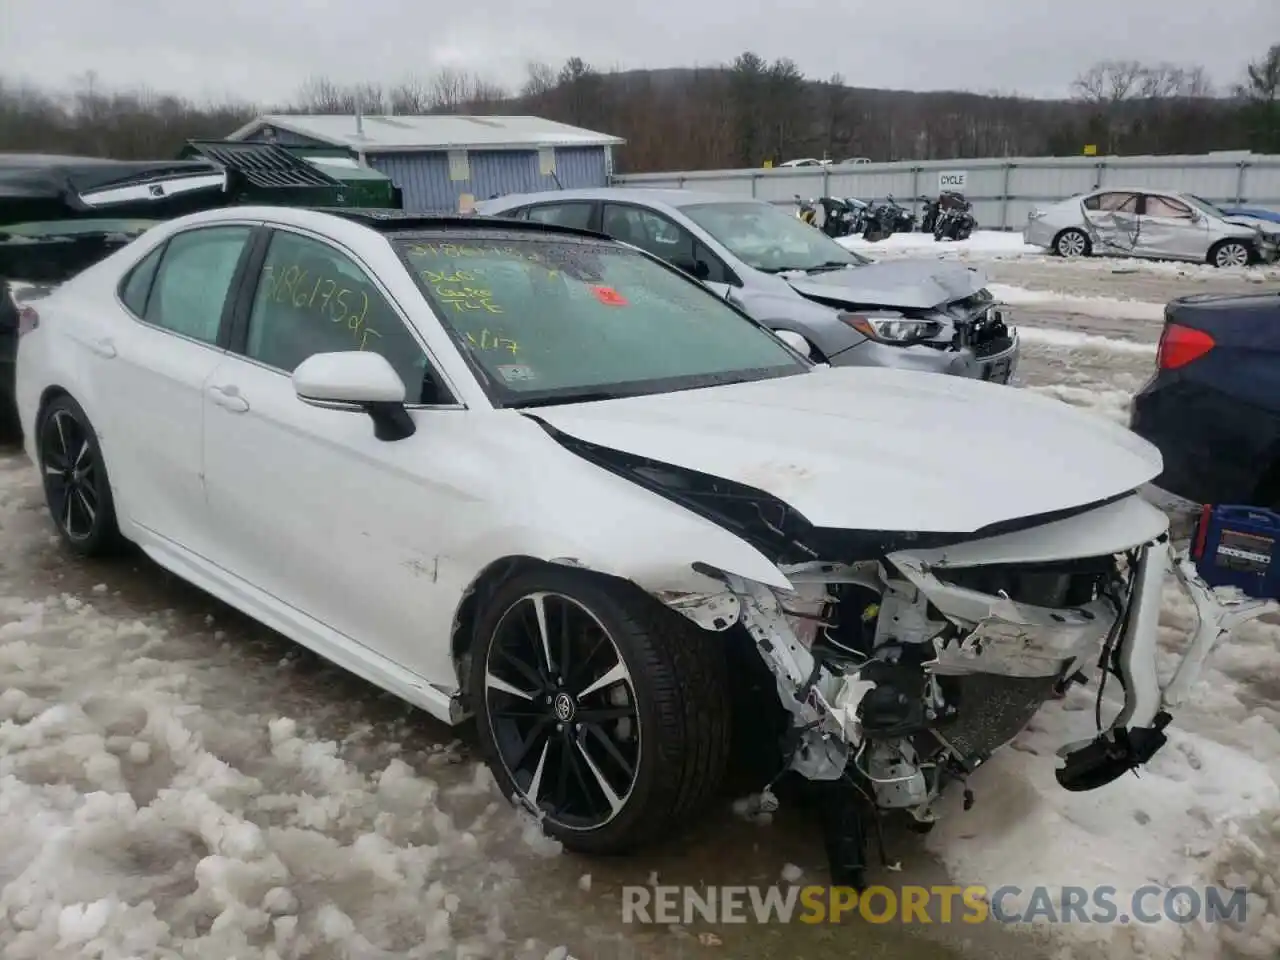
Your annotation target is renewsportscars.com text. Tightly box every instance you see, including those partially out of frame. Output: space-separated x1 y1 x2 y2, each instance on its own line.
622 884 1249 925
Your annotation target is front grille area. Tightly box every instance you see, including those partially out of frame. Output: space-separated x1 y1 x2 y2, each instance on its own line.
923 674 1059 761
973 335 1014 359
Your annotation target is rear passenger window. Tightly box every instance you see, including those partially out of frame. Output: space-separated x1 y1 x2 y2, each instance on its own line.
244 231 449 404
119 245 165 316
144 226 251 343
1085 192 1138 213
525 203 593 229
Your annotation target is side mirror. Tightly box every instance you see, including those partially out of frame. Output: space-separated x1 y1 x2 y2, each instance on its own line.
773 329 813 359
293 351 416 442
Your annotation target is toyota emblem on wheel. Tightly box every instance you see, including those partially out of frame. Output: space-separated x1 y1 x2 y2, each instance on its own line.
553 692 575 722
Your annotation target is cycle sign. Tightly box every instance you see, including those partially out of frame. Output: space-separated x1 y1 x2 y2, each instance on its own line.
938 171 968 191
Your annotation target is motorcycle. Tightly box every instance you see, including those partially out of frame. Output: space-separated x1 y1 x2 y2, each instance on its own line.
933 191 976 241
796 195 868 239
919 195 941 234
861 196 914 241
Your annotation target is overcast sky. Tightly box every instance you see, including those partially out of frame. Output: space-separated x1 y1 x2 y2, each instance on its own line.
2 0 1277 105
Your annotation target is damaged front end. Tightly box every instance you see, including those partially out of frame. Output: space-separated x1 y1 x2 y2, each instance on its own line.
655 492 1215 884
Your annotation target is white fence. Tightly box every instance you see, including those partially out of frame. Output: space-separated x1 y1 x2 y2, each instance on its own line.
611 153 1280 230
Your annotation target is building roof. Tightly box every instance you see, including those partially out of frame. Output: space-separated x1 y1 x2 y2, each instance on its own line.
226 114 624 153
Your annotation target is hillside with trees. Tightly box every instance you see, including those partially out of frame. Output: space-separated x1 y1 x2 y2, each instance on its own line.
0 42 1276 174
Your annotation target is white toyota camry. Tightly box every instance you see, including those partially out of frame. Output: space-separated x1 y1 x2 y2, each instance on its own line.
13 205 1208 883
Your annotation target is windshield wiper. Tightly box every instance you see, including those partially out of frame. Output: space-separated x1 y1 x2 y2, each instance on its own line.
759 260 852 275
510 390 629 409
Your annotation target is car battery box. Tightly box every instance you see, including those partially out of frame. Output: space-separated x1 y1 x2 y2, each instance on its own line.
1190 504 1280 600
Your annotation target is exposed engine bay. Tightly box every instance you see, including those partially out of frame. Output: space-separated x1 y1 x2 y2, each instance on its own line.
716 532 1178 885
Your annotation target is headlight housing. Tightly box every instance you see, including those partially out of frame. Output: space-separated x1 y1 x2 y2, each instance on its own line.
838 312 942 345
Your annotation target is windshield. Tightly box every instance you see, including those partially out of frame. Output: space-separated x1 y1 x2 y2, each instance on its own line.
396 235 808 407
680 201 870 273
1185 196 1226 219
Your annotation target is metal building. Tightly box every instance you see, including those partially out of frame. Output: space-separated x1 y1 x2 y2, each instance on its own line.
226 114 624 213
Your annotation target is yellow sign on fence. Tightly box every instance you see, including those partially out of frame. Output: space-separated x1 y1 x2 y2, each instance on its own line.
1083 144 1098 156
763 159 773 169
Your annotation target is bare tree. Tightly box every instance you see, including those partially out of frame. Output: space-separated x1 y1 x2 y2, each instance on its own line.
521 62 557 99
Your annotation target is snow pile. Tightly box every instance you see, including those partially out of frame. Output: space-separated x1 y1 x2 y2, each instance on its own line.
0 461 575 959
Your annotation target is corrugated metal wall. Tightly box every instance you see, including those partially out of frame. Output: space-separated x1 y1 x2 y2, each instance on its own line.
612 154 1280 229
369 146 608 213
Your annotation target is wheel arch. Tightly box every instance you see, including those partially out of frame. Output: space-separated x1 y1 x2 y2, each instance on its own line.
35 384 72 423
449 552 750 705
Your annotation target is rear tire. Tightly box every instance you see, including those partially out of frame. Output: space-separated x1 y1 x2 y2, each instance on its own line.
470 566 732 855
1054 229 1091 258
36 394 123 556
1209 239 1252 269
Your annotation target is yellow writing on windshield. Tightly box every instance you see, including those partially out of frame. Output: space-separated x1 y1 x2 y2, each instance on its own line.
465 328 519 354
437 286 503 314
260 264 380 351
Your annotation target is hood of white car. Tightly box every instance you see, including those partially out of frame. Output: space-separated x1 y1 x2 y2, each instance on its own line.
531 367 1162 534
784 259 988 311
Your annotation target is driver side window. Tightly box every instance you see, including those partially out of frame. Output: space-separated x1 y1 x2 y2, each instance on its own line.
1143 195 1193 219
243 231 451 405
601 204 732 284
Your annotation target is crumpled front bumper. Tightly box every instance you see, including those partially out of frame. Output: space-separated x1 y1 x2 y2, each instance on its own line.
713 493 1249 793
887 534 1175 789
1256 232 1280 263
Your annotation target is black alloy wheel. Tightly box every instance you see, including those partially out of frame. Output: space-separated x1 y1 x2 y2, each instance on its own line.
471 567 732 855
484 590 641 831
37 395 121 555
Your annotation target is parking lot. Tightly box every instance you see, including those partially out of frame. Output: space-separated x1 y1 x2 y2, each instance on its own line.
2 239 1279 960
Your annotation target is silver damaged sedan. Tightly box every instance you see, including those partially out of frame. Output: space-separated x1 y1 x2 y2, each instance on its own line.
1024 188 1280 268
477 188 1019 384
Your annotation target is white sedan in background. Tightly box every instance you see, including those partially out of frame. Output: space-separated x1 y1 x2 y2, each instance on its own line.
1024 187 1280 267
12 205 1208 884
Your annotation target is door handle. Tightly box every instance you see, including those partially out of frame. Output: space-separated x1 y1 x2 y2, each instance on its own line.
88 337 117 358
208 385 249 413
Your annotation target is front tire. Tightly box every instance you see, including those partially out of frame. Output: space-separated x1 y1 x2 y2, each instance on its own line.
1054 228 1091 258
471 567 731 855
37 394 123 556
1209 240 1251 269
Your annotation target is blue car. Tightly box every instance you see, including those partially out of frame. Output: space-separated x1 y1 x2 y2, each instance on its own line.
1130 290 1280 506
1218 206 1280 226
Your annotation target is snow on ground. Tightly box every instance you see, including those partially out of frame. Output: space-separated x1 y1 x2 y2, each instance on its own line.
990 284 1165 323
3 268 1280 959
1017 326 1155 357
840 229 1040 257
